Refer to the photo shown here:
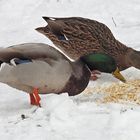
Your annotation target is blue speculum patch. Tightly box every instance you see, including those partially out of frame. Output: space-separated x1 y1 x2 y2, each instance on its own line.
14 59 32 65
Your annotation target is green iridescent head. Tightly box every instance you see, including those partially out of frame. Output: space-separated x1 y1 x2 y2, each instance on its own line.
80 53 126 82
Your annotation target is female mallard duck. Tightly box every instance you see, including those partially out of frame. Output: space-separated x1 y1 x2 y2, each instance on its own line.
36 17 140 71
0 43 125 106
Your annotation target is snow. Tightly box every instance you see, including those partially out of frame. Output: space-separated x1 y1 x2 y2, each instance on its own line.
0 0 140 140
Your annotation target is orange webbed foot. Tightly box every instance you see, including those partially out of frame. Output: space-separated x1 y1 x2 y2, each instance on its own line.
30 88 41 107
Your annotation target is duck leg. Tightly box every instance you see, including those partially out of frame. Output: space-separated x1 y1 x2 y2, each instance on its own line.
30 94 36 105
90 70 101 80
29 88 41 107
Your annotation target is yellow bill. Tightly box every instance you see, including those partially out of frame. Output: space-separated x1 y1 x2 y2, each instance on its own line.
112 67 126 83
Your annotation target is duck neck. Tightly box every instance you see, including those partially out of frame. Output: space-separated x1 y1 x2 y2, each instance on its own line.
124 47 140 70
62 60 91 96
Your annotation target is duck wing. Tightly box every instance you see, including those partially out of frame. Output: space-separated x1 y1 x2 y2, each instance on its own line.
0 43 67 65
36 17 101 59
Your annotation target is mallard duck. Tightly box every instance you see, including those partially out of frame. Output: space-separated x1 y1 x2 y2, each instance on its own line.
0 43 125 106
36 17 140 71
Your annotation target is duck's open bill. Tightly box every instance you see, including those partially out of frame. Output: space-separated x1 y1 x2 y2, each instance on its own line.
112 67 126 83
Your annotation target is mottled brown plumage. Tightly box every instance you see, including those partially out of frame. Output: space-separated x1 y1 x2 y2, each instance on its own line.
36 17 140 71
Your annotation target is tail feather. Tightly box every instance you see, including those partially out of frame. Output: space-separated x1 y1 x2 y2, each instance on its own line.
42 16 50 21
42 17 56 22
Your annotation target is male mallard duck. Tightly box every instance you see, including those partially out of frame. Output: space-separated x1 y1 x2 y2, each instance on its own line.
0 43 125 106
36 17 140 71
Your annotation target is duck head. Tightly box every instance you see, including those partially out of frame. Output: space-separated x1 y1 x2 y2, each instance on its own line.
80 53 126 83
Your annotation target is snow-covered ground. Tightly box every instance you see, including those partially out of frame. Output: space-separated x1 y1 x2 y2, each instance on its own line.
0 0 140 140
